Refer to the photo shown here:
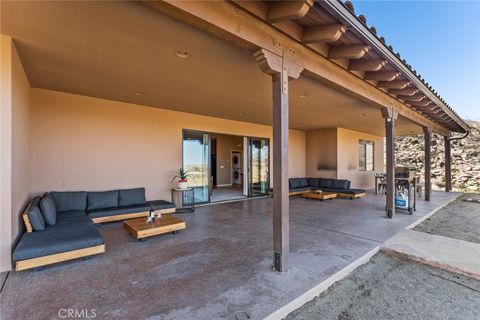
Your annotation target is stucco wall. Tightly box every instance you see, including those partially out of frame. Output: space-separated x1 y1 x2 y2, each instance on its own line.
11 39 31 245
30 89 306 201
305 128 338 178
1 35 14 273
337 128 384 189
0 36 31 272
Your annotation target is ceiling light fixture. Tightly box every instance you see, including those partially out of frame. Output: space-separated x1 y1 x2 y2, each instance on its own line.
300 94 308 98
237 112 245 116
175 50 189 59
135 92 144 96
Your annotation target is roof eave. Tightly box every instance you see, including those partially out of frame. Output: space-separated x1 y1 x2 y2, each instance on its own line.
319 0 469 133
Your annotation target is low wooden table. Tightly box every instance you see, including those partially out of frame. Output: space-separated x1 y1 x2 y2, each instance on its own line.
303 191 337 201
123 215 186 241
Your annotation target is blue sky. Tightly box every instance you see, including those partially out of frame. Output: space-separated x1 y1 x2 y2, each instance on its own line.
352 0 480 121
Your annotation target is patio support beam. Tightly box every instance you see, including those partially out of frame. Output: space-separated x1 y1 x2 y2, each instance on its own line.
254 48 303 272
423 127 432 201
444 134 452 192
382 107 398 218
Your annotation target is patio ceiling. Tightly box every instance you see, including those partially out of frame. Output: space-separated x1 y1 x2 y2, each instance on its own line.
1 1 419 136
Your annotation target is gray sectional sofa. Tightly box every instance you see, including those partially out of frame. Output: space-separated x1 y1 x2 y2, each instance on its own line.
13 188 175 271
288 178 366 198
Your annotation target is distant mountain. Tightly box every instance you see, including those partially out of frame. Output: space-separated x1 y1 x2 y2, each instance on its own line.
395 120 480 193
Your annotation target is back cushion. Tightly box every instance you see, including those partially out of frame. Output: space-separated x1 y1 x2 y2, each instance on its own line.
50 191 88 212
307 178 319 187
318 178 333 188
298 178 309 187
40 194 57 226
119 188 146 206
332 179 350 189
290 179 301 189
28 197 45 231
289 179 294 188
87 190 119 210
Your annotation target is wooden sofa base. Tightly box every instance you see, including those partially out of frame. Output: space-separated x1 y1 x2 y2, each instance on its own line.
337 192 366 199
91 208 176 224
287 190 366 199
15 244 106 271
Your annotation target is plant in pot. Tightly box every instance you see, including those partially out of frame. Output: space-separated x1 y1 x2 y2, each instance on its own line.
171 168 194 189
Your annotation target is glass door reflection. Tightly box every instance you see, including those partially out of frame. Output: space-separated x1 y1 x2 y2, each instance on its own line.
249 137 270 197
182 130 210 204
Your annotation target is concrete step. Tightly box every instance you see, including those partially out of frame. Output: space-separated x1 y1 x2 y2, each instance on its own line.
381 229 480 280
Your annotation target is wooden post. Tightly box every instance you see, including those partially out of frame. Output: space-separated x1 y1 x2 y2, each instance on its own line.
272 72 289 272
382 107 398 218
444 134 452 192
254 49 302 272
423 127 432 201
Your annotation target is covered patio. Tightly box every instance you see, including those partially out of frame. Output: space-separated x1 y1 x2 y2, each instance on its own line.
1 191 459 320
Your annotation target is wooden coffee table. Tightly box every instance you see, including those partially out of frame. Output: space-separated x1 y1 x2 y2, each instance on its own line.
123 215 186 241
303 191 337 201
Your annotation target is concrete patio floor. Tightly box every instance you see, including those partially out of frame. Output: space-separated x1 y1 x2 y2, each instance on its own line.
0 191 459 320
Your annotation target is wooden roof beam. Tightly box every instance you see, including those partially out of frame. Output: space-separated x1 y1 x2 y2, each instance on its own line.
365 71 400 81
302 24 346 44
267 0 313 23
329 45 370 59
349 59 387 71
388 87 418 96
378 80 410 89
408 100 433 107
397 94 425 102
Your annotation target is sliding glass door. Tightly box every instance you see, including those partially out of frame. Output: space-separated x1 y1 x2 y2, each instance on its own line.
183 130 210 204
248 137 270 197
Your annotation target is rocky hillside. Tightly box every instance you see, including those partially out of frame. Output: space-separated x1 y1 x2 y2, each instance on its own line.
395 120 480 192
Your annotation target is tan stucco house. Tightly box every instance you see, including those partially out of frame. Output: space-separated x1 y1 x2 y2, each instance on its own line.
0 0 469 277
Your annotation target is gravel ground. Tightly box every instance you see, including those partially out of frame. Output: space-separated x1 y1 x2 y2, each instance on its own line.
285 253 480 320
414 194 480 244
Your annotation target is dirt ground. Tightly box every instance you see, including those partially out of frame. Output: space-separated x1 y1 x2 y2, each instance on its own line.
414 194 480 244
285 253 480 320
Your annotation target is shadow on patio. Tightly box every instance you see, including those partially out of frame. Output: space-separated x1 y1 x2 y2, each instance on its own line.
1 191 459 320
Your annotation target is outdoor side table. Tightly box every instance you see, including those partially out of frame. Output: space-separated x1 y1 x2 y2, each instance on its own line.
171 188 195 213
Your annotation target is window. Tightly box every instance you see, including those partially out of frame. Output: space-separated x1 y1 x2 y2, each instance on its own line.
358 140 374 171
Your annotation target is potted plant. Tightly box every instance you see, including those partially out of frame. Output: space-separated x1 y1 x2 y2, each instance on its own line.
171 168 193 189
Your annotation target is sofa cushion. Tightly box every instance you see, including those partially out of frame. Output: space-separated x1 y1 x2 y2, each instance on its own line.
56 210 89 224
118 188 146 206
87 190 119 211
87 200 175 219
289 179 295 188
307 178 319 188
332 179 350 190
318 178 333 188
50 191 87 212
27 197 45 231
40 195 57 226
289 179 301 189
12 215 103 262
298 178 309 188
